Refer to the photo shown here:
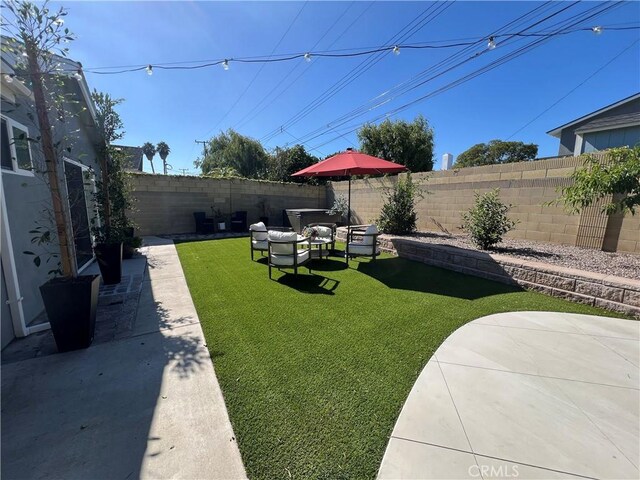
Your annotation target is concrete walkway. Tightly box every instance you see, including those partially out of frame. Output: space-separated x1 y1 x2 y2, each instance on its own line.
378 311 639 480
1 237 246 479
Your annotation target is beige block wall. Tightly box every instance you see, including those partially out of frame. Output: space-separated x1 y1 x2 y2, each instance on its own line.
328 154 639 254
129 174 326 236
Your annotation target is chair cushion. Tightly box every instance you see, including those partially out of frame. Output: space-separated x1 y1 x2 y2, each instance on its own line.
348 242 380 256
270 250 310 266
250 222 268 241
315 226 333 238
252 239 268 251
363 224 379 245
268 231 301 255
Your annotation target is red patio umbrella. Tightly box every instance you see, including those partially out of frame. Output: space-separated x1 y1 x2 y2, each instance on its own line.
292 148 408 251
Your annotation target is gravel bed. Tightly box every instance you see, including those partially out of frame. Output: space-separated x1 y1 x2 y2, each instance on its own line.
401 232 640 280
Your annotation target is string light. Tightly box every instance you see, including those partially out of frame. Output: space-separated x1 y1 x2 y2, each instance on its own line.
487 36 496 50
4 74 14 84
304 52 311 62
73 69 82 81
222 59 229 70
393 45 400 55
592 26 603 34
146 64 153 75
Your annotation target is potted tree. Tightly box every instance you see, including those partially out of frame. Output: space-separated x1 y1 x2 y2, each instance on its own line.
92 91 129 284
211 207 226 232
5 0 100 351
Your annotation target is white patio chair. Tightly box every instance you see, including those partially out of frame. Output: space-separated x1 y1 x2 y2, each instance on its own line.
250 222 292 260
346 224 381 263
267 230 311 278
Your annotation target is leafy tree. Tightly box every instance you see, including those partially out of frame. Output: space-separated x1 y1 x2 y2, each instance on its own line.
91 90 126 242
157 141 170 174
455 140 538 168
195 129 267 178
266 144 318 183
557 146 640 215
3 0 78 277
462 189 517 250
377 174 421 234
141 142 156 173
357 115 434 172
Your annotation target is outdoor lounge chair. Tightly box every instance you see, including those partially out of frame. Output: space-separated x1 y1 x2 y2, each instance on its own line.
250 222 293 260
305 223 337 252
267 230 311 278
230 211 248 232
193 212 215 234
346 224 380 263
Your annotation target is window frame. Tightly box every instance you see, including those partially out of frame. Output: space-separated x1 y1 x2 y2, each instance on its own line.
0 114 35 177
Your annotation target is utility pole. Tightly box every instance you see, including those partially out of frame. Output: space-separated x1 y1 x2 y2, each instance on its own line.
195 140 208 158
178 168 189 176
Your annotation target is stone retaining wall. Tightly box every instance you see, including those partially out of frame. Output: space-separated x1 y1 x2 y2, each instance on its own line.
336 229 640 318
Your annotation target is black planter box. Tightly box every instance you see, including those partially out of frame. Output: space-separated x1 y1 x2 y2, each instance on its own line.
40 275 100 352
95 242 123 285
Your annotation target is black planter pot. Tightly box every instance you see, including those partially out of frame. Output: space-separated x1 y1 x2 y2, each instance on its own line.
40 275 100 352
95 242 123 285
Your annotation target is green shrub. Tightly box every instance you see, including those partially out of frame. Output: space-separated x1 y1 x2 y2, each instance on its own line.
378 174 420 234
462 189 517 250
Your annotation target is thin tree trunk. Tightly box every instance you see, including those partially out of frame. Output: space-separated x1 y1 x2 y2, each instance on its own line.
26 40 76 278
97 146 111 237
148 157 155 174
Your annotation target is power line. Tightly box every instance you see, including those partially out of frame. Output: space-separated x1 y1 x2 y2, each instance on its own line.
259 1 455 144
232 1 371 131
201 1 309 138
506 37 640 139
304 1 625 151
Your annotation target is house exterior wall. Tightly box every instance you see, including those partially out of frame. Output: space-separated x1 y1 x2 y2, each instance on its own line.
1 262 14 349
128 174 327 236
1 76 102 332
329 154 640 254
557 98 640 155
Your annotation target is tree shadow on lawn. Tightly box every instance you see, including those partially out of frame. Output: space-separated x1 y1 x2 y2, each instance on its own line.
356 256 523 300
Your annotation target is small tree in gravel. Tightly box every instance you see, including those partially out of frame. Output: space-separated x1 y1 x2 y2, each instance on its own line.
462 189 517 250
377 174 421 235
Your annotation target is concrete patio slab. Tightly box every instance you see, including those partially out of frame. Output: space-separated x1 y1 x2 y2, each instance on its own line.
378 312 640 480
1 237 246 479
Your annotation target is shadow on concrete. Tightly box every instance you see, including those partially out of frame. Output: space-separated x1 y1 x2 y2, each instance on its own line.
1 254 210 480
276 272 340 295
356 256 522 300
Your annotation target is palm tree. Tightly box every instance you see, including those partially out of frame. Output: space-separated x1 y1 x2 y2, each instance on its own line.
157 141 171 175
142 142 156 174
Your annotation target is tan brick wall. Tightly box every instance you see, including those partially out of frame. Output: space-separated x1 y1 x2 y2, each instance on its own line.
129 174 326 236
329 154 639 254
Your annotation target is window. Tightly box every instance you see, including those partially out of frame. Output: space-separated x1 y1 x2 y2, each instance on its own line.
0 116 33 174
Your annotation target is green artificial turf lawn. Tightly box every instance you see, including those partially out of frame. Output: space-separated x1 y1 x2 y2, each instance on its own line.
176 237 622 480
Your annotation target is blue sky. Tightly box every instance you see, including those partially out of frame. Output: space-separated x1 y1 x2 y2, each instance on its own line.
53 1 639 173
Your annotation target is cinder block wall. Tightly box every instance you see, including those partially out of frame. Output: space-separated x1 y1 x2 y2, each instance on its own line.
329 154 639 254
128 174 326 236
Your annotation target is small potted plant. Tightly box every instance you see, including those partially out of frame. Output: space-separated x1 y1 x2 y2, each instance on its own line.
256 198 271 226
212 207 226 232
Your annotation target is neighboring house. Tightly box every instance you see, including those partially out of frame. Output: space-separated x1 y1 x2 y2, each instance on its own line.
1 43 104 349
113 145 144 172
547 93 640 156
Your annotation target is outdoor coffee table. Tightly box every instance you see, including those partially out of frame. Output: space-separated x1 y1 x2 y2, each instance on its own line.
310 238 332 259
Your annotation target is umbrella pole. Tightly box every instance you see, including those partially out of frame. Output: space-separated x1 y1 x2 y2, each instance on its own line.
346 177 351 264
